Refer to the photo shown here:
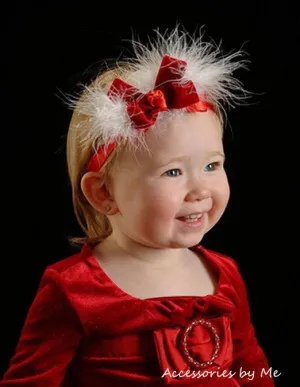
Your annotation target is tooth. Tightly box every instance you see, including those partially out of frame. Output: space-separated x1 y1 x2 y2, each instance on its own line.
184 214 201 219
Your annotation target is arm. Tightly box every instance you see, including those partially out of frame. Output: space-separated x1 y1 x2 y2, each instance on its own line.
230 262 275 387
0 268 84 386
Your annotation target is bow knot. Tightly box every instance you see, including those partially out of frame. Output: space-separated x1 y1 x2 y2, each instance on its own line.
146 90 167 110
170 298 211 326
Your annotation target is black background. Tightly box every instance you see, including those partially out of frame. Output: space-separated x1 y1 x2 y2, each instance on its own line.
1 1 298 386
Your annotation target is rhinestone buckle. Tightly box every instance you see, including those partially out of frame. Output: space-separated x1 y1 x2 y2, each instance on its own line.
178 318 220 368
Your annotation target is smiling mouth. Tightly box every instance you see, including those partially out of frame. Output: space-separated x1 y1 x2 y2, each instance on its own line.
176 213 203 221
176 213 205 229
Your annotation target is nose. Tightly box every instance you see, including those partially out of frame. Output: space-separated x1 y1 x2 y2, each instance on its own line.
185 181 211 202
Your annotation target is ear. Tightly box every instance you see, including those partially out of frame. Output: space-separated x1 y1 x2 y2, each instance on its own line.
80 172 119 215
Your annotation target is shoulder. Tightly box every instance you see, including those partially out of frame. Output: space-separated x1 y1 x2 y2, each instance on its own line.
38 244 92 292
198 245 239 274
196 244 247 292
45 253 83 274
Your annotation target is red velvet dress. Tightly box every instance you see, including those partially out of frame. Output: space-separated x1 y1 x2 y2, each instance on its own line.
0 244 275 386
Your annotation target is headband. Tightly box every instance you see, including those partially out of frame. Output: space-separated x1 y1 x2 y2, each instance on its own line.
88 55 215 173
65 28 246 174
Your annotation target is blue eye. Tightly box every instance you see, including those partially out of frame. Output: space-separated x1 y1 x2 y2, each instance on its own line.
164 162 222 177
164 169 181 177
205 162 221 172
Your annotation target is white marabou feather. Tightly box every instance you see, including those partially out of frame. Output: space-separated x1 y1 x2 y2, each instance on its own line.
63 26 249 153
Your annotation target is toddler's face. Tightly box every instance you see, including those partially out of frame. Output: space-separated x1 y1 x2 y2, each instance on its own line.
109 111 230 249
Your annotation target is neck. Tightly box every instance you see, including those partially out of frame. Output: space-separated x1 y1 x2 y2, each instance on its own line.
97 232 194 269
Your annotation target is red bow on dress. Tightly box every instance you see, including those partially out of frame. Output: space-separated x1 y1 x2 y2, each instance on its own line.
153 297 235 385
87 55 214 172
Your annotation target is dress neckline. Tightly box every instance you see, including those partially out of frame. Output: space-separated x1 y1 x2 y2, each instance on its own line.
82 243 225 303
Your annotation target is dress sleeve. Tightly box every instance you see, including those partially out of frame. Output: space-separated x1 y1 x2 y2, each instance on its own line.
229 260 275 387
0 268 84 386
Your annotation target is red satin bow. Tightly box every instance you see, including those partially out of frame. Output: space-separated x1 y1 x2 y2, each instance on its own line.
107 55 212 131
87 55 214 172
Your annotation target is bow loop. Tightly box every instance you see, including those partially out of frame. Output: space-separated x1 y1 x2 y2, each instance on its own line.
108 78 139 101
154 55 187 87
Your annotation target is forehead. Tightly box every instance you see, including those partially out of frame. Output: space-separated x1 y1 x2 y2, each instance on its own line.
148 111 222 157
119 111 223 170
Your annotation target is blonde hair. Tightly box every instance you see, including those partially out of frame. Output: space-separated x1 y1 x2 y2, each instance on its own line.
66 66 133 246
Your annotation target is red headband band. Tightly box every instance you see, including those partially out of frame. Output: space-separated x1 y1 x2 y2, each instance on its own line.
87 55 215 173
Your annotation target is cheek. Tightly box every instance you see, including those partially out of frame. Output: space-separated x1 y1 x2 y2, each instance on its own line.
212 176 230 208
139 184 180 219
114 176 179 219
148 188 178 211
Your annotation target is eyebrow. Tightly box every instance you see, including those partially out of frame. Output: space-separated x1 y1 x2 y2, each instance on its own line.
157 151 225 167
